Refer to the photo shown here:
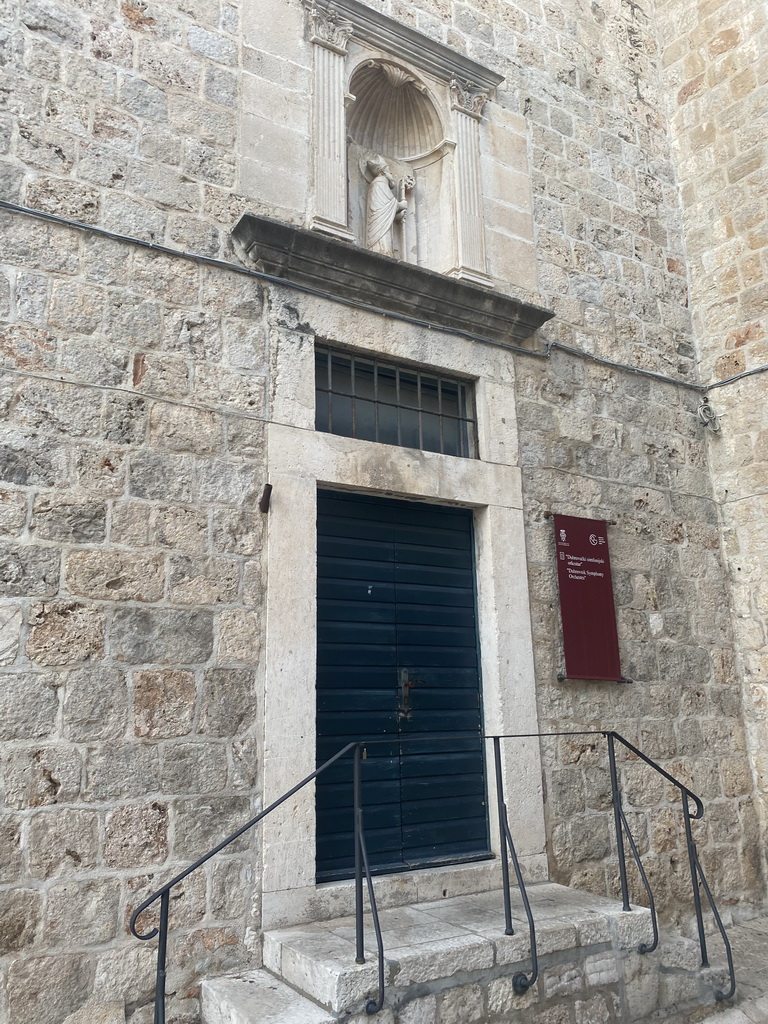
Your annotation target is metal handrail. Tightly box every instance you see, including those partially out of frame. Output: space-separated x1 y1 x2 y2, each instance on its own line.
130 729 735 1021
607 731 735 1000
130 741 385 1024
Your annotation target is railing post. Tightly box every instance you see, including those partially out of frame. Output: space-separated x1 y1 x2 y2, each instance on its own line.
354 743 365 965
155 889 170 1024
607 732 631 912
493 736 514 936
682 792 709 967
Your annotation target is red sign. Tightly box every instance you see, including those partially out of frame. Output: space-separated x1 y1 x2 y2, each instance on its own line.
554 514 622 682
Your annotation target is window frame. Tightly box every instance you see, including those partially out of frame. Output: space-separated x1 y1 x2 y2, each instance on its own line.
314 343 478 458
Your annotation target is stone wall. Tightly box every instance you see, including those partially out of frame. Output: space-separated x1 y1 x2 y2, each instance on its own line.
656 0 768 875
0 209 269 1023
0 0 765 1020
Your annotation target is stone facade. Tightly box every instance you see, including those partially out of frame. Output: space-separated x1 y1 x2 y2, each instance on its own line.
656 0 768 869
0 0 766 1022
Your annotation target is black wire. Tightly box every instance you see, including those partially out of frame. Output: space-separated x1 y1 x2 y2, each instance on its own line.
2 199 766 395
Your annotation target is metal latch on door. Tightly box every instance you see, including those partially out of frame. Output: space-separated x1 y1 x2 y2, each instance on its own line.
398 669 421 721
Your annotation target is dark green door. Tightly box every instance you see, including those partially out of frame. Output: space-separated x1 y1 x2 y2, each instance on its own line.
316 489 490 881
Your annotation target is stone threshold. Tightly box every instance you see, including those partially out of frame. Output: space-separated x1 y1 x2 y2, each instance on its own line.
231 214 554 348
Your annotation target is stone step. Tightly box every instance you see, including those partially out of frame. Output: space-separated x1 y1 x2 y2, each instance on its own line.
202 883 737 1024
201 969 336 1024
260 881 657 1018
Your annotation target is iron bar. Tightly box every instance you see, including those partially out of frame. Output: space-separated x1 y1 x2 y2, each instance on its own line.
693 852 736 1000
354 743 365 965
617 804 659 953
358 811 385 1014
610 732 704 819
607 732 631 912
683 792 710 967
155 890 169 1024
492 737 514 936
500 810 538 994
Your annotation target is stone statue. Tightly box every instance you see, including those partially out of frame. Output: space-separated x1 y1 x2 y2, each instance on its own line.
364 156 411 256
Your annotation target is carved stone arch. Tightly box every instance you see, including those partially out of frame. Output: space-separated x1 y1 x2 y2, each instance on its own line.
347 58 454 270
347 59 443 157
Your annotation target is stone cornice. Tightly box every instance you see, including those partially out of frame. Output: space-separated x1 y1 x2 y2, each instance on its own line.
305 0 504 92
232 214 553 346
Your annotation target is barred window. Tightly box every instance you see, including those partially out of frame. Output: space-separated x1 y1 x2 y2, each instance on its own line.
315 345 476 458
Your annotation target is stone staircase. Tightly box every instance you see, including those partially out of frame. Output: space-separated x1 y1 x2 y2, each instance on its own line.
201 883 732 1024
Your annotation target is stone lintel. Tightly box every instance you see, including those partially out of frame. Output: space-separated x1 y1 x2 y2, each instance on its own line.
232 214 554 346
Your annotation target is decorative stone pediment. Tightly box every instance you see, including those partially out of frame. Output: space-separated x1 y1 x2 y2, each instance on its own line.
305 0 503 92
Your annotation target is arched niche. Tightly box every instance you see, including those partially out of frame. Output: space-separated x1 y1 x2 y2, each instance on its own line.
347 59 455 272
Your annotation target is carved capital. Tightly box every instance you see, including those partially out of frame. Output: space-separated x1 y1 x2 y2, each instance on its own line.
304 0 353 55
450 77 488 119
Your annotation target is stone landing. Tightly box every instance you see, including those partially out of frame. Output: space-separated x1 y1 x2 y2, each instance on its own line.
201 882 730 1023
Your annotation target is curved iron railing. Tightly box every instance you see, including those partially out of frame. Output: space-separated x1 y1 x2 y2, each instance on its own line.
130 729 735 1022
606 731 735 1000
130 741 385 1024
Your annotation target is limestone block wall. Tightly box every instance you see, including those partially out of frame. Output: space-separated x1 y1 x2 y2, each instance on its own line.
0 213 270 1022
656 0 768 866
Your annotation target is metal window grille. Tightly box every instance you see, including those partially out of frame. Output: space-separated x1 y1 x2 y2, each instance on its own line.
315 345 477 458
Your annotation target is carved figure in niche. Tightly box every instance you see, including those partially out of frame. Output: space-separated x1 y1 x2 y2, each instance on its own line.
363 155 413 257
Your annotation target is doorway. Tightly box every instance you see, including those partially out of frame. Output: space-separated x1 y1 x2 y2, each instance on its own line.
315 488 490 881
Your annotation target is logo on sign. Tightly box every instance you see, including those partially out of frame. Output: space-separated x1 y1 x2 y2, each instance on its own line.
559 530 567 543
589 534 598 546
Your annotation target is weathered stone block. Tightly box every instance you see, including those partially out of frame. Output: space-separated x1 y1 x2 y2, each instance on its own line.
209 858 250 919
0 887 41 954
130 452 194 502
173 795 252 858
133 668 196 738
26 601 105 666
74 447 128 497
31 495 107 543
153 504 209 550
199 668 257 736
110 607 214 664
104 802 168 868
26 807 100 878
0 815 23 883
541 961 584 999
161 740 228 794
45 878 121 947
0 671 59 740
212 509 263 555
84 744 161 802
0 430 68 487
169 554 240 604
7 952 96 1024
3 744 82 808
188 25 237 64
217 608 260 663
92 940 157 1006
63 665 129 741
64 549 165 602
11 377 103 438
0 541 59 597
437 983 485 1024
110 501 153 546
0 603 23 664
197 460 261 504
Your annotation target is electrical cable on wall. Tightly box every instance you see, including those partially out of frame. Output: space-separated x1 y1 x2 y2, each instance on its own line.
1 199 766 401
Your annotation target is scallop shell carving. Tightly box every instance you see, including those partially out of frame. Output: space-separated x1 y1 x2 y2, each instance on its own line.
348 61 442 159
